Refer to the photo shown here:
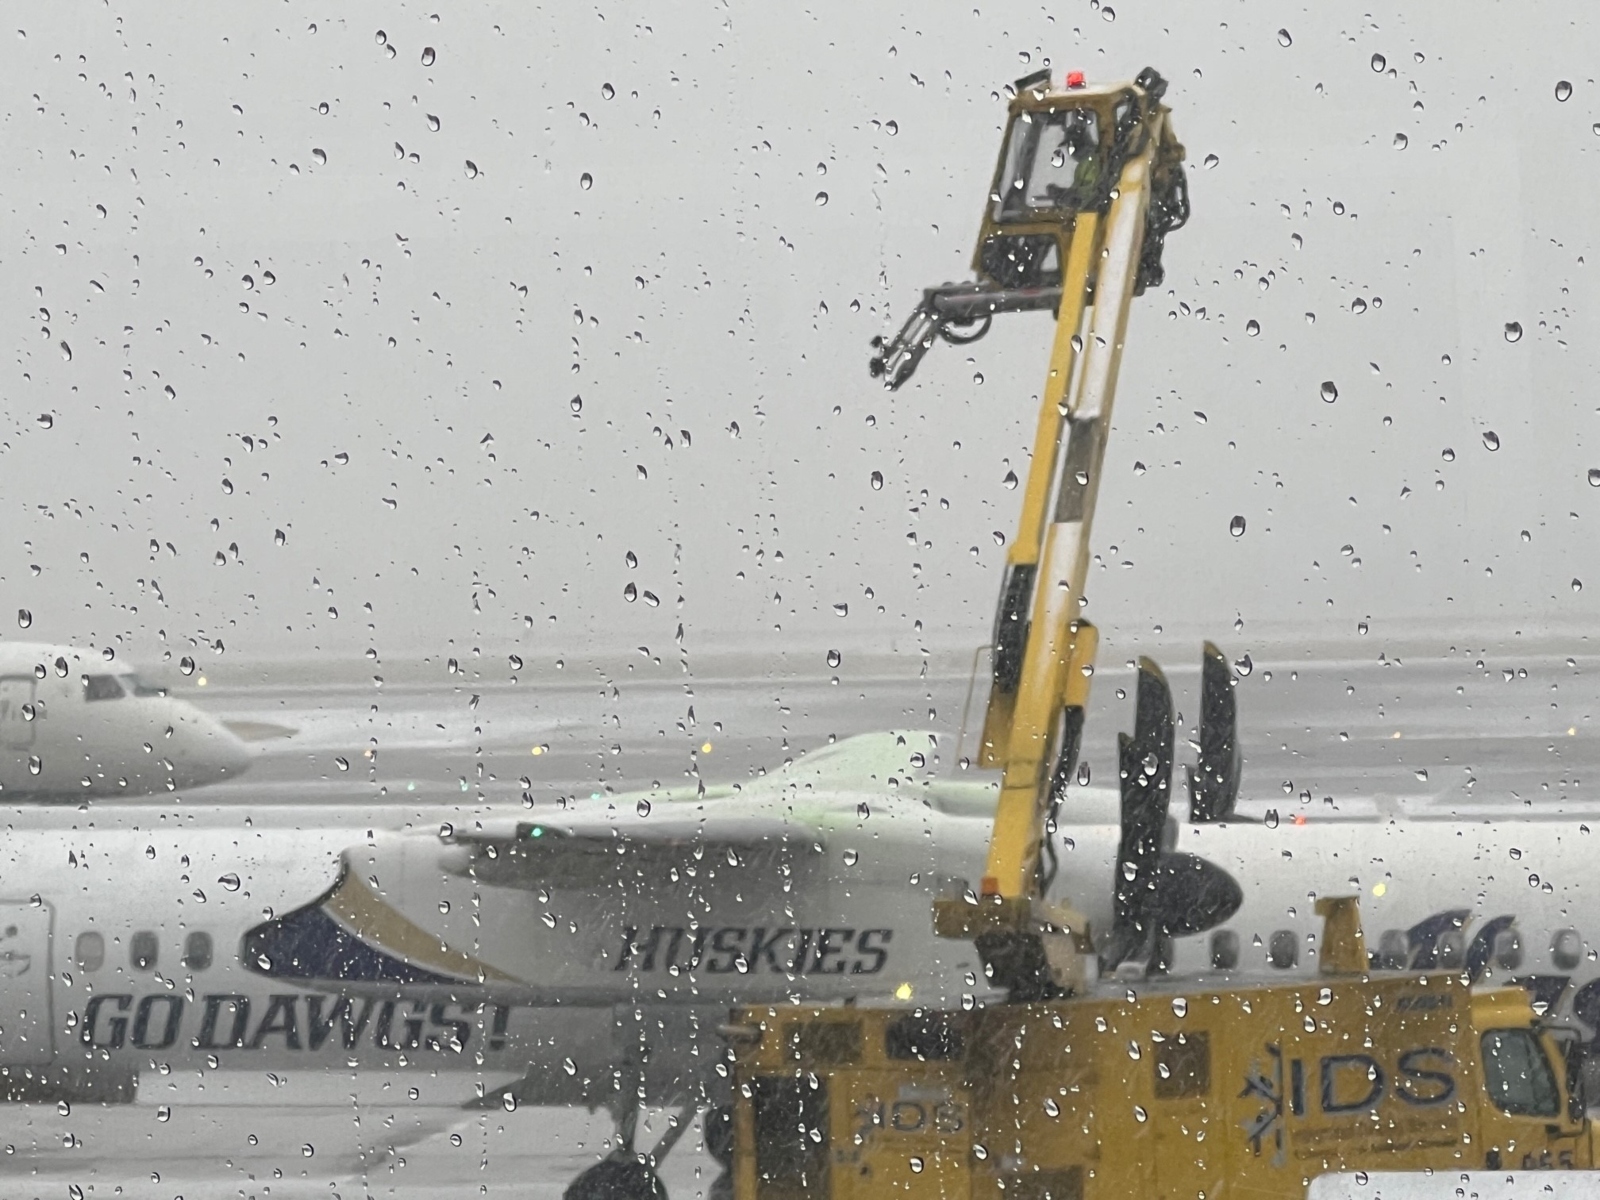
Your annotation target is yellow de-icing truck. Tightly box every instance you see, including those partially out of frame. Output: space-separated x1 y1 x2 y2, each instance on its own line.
736 61 1599 1200
727 902 1596 1199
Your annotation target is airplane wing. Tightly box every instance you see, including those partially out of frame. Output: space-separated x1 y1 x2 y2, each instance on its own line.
436 812 823 890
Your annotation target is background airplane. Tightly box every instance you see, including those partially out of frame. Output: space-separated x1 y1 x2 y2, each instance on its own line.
0 642 253 797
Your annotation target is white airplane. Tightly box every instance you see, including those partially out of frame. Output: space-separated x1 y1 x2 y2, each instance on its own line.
0 642 253 797
6 648 1600 1198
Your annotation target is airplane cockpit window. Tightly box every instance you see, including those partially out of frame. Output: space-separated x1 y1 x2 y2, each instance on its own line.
74 931 104 973
1267 930 1297 970
130 931 159 971
1552 928 1583 970
1481 1029 1561 1118
82 675 126 702
183 932 213 971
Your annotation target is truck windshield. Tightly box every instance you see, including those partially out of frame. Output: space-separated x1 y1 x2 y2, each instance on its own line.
993 106 1103 222
1481 1028 1561 1117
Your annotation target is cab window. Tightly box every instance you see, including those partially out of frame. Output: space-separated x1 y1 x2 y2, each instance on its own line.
993 106 1103 222
1481 1028 1560 1117
83 675 125 702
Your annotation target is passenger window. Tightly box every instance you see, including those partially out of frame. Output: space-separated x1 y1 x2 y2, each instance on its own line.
1552 928 1583 971
1208 930 1238 971
1268 929 1298 969
1493 929 1523 971
1481 1029 1560 1117
1153 1032 1210 1099
1435 930 1465 969
1375 929 1408 970
130 930 158 971
183 931 213 971
74 931 104 972
83 674 125 702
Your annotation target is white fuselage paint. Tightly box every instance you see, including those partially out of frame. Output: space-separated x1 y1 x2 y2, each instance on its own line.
0 643 252 797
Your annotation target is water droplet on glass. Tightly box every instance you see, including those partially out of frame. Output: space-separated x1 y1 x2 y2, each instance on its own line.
421 46 436 65
1203 153 1219 169
1043 1097 1060 1116
833 603 848 617
1245 319 1260 336
1482 430 1500 451
826 649 841 668
1588 468 1600 487
464 160 479 179
842 849 859 867
1265 809 1279 829
218 873 241 891
179 656 196 676
1370 53 1386 72
570 395 583 413
1234 654 1253 677
623 582 637 602
311 148 327 166
1392 132 1408 150
869 470 883 490
426 114 441 132
814 191 829 206
1172 996 1188 1017
624 550 638 569
909 1157 925 1174
375 29 388 45
1002 470 1019 489
1277 28 1292 46
1441 447 1455 462
59 341 71 362
302 1143 315 1158
601 82 615 100
36 413 53 429
1557 80 1574 102
1320 380 1338 403
16 610 30 629
1077 762 1091 786
1504 321 1522 343
274 528 287 546
504 1091 520 1110
636 798 652 818
1575 578 1585 593
579 172 593 190
1414 768 1429 782
1229 515 1246 537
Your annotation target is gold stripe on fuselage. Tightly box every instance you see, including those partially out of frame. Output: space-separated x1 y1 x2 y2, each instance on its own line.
326 867 520 983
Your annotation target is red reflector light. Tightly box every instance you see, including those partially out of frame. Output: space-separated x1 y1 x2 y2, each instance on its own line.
1066 70 1086 89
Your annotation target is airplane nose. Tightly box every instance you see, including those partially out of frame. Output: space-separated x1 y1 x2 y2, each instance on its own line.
168 707 256 789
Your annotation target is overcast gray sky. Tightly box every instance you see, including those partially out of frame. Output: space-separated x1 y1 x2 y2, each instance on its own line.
4 2 1599 674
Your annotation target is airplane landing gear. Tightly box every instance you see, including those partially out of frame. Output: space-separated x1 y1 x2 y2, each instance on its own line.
563 1155 667 1200
563 1102 689 1200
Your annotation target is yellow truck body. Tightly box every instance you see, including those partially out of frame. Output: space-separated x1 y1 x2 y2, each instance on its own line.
730 974 1594 1199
